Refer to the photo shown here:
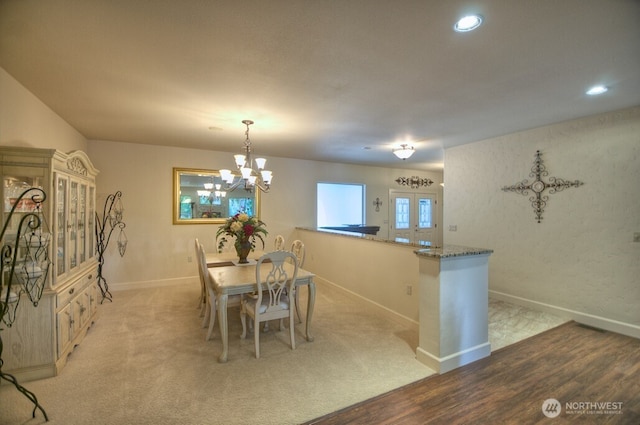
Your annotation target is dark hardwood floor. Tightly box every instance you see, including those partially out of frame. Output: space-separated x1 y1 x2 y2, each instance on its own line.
304 322 640 424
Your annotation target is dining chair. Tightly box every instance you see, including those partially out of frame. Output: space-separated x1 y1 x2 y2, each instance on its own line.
290 240 305 267
260 234 284 332
195 238 207 320
197 242 241 341
290 240 305 322
274 234 285 250
240 251 299 358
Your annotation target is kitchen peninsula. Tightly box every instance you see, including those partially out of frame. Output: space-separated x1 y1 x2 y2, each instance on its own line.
295 228 493 373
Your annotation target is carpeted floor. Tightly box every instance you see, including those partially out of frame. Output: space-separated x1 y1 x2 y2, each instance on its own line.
0 281 434 425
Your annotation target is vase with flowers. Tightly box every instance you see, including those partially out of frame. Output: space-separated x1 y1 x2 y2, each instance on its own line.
215 213 268 263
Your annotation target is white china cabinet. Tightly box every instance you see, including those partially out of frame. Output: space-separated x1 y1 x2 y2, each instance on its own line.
0 147 99 381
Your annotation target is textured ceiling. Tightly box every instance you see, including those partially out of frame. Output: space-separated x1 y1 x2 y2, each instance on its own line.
1 0 639 170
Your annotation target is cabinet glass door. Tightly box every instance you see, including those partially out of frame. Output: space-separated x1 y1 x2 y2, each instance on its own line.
2 171 46 261
88 186 95 259
78 184 87 264
69 180 78 270
56 176 67 277
3 176 41 231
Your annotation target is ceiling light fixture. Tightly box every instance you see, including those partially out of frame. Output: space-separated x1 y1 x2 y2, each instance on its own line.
586 85 608 96
219 120 273 193
393 144 415 160
454 15 483 32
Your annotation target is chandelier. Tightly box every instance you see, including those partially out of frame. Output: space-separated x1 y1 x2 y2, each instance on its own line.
392 144 415 160
219 120 273 193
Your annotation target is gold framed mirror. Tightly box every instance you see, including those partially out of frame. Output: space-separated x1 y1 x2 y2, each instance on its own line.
173 167 261 224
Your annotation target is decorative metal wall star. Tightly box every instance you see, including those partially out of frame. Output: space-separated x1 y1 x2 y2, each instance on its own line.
501 150 584 223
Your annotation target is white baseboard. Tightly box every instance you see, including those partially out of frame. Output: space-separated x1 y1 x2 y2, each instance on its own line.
490 290 640 339
314 276 419 331
416 342 491 374
109 276 197 292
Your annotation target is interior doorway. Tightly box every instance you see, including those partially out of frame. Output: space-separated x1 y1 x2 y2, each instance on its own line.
389 190 439 247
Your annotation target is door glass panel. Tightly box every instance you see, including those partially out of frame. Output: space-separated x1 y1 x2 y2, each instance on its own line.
56 177 67 276
418 198 432 228
395 197 410 229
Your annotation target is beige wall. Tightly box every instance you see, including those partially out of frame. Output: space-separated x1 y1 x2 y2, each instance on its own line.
295 228 421 325
444 106 640 336
0 68 87 152
86 140 442 288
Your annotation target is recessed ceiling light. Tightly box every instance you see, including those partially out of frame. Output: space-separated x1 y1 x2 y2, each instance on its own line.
586 85 608 96
454 15 483 32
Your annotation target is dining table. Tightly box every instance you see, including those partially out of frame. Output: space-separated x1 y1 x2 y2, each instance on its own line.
206 251 316 363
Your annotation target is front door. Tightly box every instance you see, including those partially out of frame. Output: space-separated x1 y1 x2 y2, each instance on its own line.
389 190 438 247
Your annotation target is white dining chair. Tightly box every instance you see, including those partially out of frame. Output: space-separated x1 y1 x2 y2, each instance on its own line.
240 251 299 358
290 240 305 267
274 234 285 251
290 240 305 322
197 242 241 341
194 238 207 320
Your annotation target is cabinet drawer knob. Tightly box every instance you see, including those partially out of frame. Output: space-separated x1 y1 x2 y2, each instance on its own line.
69 288 75 295
87 274 92 280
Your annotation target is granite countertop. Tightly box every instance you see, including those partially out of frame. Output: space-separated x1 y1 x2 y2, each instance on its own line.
297 227 437 249
414 244 493 259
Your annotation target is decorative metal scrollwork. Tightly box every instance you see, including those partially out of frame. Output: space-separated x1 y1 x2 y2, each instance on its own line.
502 150 584 223
395 176 434 189
1 187 50 421
95 191 127 303
373 197 382 212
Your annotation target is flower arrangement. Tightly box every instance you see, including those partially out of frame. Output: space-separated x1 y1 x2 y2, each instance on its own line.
215 213 268 254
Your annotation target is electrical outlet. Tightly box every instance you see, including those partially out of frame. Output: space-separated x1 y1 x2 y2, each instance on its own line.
406 285 412 295
449 225 457 231
187 256 192 263
634 232 640 243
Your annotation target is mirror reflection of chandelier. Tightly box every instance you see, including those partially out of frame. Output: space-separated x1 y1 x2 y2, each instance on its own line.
219 120 273 193
197 181 226 205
